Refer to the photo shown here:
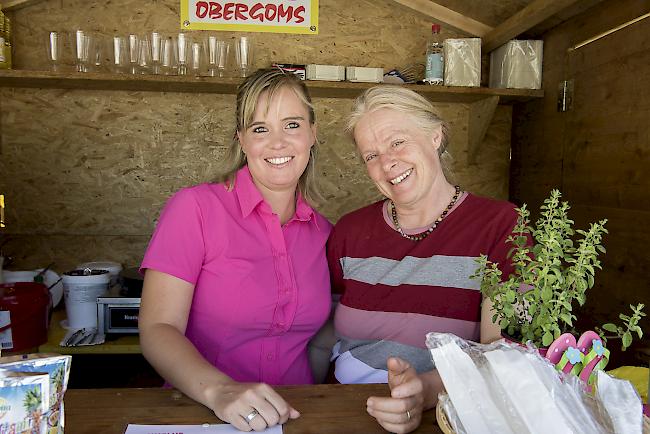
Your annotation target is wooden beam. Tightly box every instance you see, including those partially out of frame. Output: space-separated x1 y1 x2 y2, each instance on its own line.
0 0 46 12
391 0 493 36
483 0 584 53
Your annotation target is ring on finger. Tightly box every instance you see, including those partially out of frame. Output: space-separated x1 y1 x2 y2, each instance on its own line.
244 409 259 423
406 409 411 421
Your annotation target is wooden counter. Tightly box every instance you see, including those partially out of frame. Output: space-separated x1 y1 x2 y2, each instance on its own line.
39 309 141 355
65 384 442 434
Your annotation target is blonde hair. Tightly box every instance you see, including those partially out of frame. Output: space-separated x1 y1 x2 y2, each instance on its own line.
216 68 322 204
347 86 453 180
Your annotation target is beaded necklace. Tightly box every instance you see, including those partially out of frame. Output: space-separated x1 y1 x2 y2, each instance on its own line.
390 185 462 242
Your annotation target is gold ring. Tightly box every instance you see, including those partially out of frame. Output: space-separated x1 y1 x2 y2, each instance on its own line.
406 409 411 421
244 409 259 423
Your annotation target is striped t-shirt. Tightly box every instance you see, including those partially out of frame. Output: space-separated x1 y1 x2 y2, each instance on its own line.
327 193 518 384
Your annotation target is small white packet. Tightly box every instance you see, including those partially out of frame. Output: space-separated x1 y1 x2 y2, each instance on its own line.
430 341 515 434
596 370 643 434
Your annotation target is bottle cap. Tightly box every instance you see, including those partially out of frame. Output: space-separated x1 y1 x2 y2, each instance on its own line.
431 24 441 33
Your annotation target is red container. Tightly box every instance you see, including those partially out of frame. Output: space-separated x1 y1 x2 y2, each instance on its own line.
0 282 52 352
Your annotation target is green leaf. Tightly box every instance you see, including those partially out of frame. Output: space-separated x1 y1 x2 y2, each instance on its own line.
622 332 632 350
542 332 553 346
601 323 618 333
560 313 573 326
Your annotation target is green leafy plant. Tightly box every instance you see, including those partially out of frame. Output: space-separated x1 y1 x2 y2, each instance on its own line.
597 304 645 349
472 189 645 350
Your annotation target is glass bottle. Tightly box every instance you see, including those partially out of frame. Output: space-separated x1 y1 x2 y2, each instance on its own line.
424 24 443 85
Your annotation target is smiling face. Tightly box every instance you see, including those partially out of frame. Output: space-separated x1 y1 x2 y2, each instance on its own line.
237 85 316 197
354 108 445 209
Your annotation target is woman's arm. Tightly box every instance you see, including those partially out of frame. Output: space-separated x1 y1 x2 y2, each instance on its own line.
139 269 299 431
480 297 502 344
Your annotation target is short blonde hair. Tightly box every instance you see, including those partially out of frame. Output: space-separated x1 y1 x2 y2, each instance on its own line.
216 68 322 204
347 86 453 180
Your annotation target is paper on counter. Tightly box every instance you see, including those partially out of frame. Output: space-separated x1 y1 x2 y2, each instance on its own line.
125 424 282 434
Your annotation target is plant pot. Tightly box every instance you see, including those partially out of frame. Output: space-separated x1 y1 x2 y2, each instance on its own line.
500 332 548 357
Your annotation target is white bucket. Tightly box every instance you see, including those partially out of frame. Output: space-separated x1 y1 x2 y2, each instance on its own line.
62 269 110 329
77 261 123 287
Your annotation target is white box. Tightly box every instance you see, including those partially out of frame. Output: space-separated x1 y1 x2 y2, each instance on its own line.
346 66 383 83
306 64 346 81
444 38 481 87
489 40 543 89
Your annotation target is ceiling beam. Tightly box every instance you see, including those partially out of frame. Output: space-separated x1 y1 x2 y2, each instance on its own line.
483 0 584 53
0 0 46 12
392 0 493 36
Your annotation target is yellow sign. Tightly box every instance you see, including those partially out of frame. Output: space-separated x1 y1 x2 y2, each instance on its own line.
181 0 319 34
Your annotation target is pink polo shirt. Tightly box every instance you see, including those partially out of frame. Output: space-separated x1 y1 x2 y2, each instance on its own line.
141 166 332 385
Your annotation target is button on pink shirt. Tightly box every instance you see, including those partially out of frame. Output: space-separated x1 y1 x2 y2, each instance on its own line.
141 166 332 385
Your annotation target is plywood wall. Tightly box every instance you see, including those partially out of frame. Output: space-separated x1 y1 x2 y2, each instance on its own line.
511 0 650 360
1 0 513 272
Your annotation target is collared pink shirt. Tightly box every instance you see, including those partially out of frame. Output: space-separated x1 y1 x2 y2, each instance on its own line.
141 166 332 385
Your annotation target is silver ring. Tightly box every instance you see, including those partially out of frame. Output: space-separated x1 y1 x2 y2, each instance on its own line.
406 409 411 421
244 409 259 423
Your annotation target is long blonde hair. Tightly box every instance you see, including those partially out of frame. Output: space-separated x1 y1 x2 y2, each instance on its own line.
216 68 322 205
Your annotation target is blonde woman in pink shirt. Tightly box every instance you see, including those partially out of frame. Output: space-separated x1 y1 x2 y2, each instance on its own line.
139 68 332 432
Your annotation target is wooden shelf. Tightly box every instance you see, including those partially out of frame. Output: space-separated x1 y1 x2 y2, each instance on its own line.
0 69 543 103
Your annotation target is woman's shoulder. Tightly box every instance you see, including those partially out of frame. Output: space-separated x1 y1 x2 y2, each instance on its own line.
163 182 231 215
463 193 517 217
170 182 228 201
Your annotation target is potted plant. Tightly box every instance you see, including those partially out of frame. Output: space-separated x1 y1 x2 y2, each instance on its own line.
472 189 645 354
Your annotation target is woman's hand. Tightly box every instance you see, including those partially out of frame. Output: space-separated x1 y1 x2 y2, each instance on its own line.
366 357 424 434
210 380 300 432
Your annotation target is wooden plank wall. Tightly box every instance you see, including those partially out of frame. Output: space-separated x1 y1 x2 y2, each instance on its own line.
511 0 650 361
0 0 515 272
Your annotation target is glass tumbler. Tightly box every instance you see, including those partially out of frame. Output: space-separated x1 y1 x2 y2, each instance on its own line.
127 34 139 74
149 32 163 75
160 36 178 75
112 36 129 73
235 36 253 77
206 36 230 77
137 38 152 74
74 30 89 72
190 41 204 76
46 31 63 71
176 32 190 76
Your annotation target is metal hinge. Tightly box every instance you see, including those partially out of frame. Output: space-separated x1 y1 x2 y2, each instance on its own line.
557 79 574 112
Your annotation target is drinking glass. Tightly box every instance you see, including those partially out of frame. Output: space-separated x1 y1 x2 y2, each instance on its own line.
137 38 152 74
160 36 178 75
127 34 139 74
190 41 204 76
74 30 89 72
111 36 128 73
176 32 190 76
206 36 230 77
88 34 105 72
74 31 103 72
149 32 163 75
234 36 253 77
46 31 63 72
